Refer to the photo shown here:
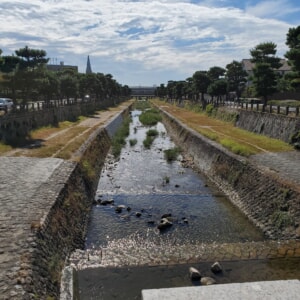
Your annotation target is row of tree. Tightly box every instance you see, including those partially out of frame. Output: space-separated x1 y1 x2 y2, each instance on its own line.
156 25 300 107
0 46 131 104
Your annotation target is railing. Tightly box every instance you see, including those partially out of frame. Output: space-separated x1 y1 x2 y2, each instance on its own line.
221 100 300 118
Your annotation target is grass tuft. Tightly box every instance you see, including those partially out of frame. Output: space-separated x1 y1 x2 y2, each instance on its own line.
139 108 162 126
164 147 181 161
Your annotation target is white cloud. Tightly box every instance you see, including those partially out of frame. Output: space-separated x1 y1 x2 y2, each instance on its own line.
0 0 295 85
245 0 300 19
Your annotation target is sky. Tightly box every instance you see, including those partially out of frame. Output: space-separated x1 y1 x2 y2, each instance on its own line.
0 0 299 87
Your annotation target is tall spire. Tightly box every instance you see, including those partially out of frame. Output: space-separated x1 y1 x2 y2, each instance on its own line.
86 55 92 74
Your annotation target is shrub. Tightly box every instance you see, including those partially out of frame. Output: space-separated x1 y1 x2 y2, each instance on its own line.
139 108 162 126
146 129 159 137
143 135 155 149
129 139 137 146
164 147 181 161
205 103 215 116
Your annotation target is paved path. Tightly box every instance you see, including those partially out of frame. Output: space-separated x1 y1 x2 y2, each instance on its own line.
249 151 300 187
0 157 74 299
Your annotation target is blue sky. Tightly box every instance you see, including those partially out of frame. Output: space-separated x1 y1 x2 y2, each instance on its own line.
0 0 299 86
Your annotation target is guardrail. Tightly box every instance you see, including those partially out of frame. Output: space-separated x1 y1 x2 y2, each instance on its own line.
221 100 300 117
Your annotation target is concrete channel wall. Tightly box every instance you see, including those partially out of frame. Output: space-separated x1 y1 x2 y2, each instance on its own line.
11 107 130 299
160 108 300 241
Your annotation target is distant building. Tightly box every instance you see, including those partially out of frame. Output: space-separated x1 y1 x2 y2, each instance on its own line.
86 55 92 74
130 86 156 96
242 59 292 86
47 61 78 73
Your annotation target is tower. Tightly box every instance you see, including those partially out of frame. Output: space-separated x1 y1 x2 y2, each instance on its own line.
86 55 92 74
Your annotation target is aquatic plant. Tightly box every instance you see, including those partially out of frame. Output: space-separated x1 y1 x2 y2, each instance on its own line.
139 108 162 126
164 147 181 161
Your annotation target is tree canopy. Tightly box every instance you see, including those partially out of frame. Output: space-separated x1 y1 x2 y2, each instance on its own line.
0 46 130 103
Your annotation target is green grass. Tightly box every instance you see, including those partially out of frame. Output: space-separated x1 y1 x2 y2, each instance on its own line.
143 129 159 149
164 147 181 161
220 138 256 157
146 129 159 137
143 135 155 149
111 116 131 157
129 139 137 146
139 108 162 126
133 100 152 110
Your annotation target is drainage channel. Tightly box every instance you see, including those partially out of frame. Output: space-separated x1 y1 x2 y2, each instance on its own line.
64 109 300 299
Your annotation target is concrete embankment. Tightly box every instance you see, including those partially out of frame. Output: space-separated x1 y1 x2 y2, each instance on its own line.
159 108 300 241
0 105 131 299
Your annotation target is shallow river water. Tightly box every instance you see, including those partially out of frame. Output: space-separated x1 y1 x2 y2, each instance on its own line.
77 109 300 299
85 109 263 248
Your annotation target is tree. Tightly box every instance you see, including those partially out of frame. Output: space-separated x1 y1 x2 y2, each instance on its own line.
252 63 277 104
250 42 282 105
207 79 228 104
36 67 59 102
285 26 300 88
13 46 49 103
167 80 176 101
250 42 282 69
225 60 248 101
15 46 48 70
207 66 225 81
192 71 211 107
155 84 167 98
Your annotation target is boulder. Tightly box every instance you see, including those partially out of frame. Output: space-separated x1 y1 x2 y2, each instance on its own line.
100 199 114 205
115 205 126 213
157 218 173 230
182 217 189 224
135 212 142 217
211 261 223 274
200 277 216 285
189 267 201 280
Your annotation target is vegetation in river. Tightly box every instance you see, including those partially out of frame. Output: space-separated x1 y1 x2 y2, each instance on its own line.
139 108 162 126
129 138 137 146
143 129 159 149
164 147 181 161
111 115 131 157
163 176 170 184
133 99 152 110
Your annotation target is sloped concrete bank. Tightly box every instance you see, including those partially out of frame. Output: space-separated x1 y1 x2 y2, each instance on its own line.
16 107 130 299
159 108 300 241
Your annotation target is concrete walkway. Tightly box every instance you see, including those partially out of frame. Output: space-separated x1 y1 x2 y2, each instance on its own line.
249 151 300 187
142 280 300 300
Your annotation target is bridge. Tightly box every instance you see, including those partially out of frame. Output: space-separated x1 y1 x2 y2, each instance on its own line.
130 86 156 98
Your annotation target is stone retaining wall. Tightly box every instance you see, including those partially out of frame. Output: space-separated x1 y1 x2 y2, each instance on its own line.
236 110 300 143
160 109 300 241
20 107 130 299
0 98 123 144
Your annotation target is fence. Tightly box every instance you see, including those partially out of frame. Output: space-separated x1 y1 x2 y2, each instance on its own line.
222 100 300 118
